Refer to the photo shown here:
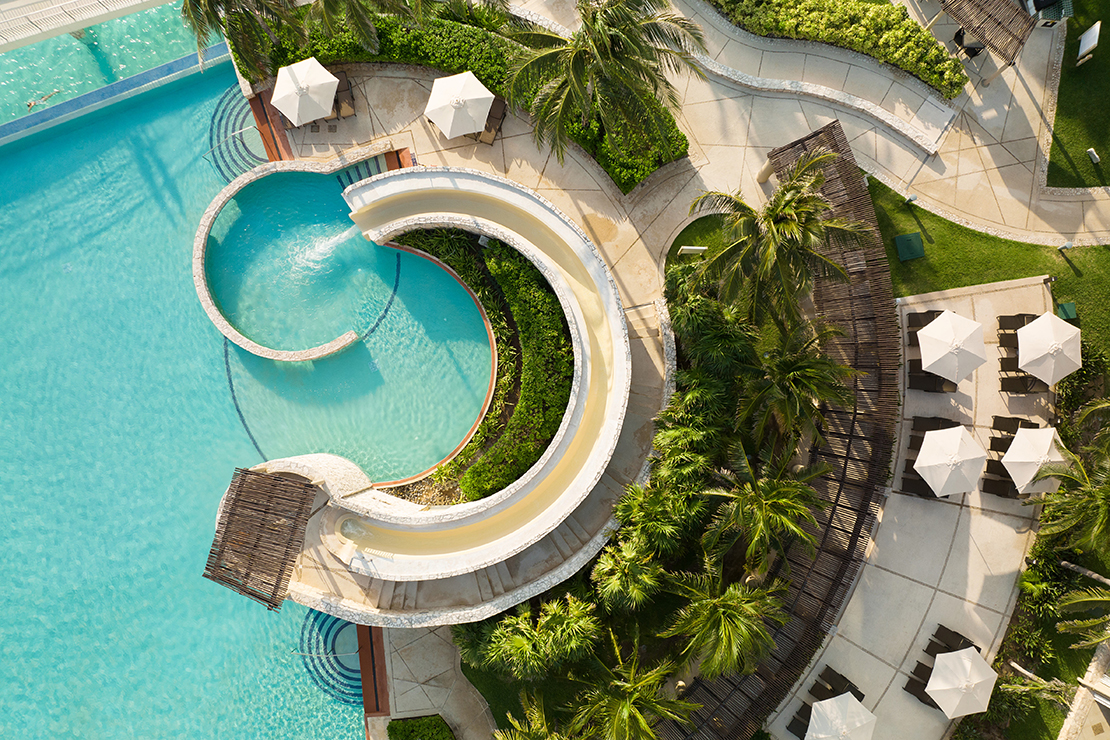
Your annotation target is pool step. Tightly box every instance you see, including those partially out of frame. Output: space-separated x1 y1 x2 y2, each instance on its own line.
335 155 386 189
624 303 660 338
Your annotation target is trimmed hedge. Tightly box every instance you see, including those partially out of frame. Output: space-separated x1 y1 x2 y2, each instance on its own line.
710 0 968 99
266 15 688 192
393 230 574 501
387 715 455 740
459 242 574 498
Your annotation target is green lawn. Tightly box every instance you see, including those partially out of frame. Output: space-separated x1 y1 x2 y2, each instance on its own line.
1046 1 1110 188
869 179 1110 351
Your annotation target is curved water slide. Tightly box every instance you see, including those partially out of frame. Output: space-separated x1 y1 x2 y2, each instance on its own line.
296 167 631 584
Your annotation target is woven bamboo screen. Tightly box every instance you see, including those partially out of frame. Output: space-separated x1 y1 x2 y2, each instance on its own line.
658 121 899 740
203 468 318 611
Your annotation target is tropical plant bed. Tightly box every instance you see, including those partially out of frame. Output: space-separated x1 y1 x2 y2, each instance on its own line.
263 15 688 193
1046 1 1110 188
869 178 1110 352
386 714 456 740
707 0 968 99
388 228 574 503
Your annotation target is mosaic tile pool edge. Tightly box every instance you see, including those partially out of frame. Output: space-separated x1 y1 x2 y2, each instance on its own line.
0 41 230 148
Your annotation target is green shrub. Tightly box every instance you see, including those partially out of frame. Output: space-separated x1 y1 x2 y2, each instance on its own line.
710 0 968 99
459 242 574 498
266 15 687 193
386 715 456 740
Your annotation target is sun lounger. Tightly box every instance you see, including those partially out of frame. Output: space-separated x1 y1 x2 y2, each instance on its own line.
999 314 1036 331
986 458 1010 478
1000 355 1021 373
912 661 933 683
337 89 355 118
900 472 936 497
982 476 1020 498
909 373 958 393
989 436 1013 453
912 417 962 432
787 716 808 739
907 329 920 347
809 681 838 702
904 677 941 709
796 702 812 723
909 433 924 452
999 332 1019 348
479 96 507 145
992 416 1038 434
1001 376 1049 394
907 310 943 328
924 639 950 658
818 666 864 701
935 625 978 652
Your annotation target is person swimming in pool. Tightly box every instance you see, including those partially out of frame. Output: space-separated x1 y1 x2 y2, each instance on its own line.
27 89 62 111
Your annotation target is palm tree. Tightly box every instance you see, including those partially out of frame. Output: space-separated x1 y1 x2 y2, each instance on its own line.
612 483 704 556
495 691 576 740
1055 587 1110 648
181 0 302 80
739 322 855 452
1031 446 1110 553
306 0 411 55
592 535 665 610
660 555 785 679
569 630 698 740
508 0 706 162
702 442 824 574
485 596 602 681
688 148 867 328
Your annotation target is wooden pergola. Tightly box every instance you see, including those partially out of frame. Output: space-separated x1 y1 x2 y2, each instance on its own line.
203 468 319 611
660 122 900 740
926 0 1036 83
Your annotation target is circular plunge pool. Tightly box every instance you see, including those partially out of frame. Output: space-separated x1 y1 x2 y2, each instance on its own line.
204 171 493 483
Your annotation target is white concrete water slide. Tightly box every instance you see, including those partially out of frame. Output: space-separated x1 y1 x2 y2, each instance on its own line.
287 167 631 584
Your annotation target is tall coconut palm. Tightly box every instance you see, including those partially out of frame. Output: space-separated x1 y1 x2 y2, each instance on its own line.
569 630 697 740
1031 446 1110 553
702 442 824 574
688 148 867 328
508 0 706 162
660 555 785 679
181 0 302 80
1055 587 1110 648
592 535 666 610
739 322 855 452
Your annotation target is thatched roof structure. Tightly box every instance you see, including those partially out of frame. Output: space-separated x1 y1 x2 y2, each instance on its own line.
203 468 318 611
658 122 900 740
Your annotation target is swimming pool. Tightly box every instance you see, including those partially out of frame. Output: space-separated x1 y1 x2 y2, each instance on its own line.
0 1 199 124
0 66 367 738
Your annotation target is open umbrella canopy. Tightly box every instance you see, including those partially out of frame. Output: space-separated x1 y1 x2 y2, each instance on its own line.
1002 427 1066 494
805 693 876 740
918 310 987 382
926 647 997 719
914 426 988 497
272 57 339 127
1017 312 1081 385
424 71 495 139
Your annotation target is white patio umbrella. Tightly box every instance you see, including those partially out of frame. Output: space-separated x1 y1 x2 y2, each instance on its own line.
805 693 876 740
917 310 987 382
424 71 495 139
1002 426 1066 494
1017 312 1081 386
913 426 988 497
925 646 997 719
271 57 339 127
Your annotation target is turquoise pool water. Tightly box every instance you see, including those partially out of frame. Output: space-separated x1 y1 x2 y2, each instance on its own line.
0 63 485 737
207 170 493 479
0 1 198 123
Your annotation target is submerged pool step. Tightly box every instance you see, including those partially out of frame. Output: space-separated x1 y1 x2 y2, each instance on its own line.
335 155 386 189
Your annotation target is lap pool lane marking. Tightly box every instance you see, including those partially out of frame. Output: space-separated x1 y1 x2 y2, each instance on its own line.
224 251 403 463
